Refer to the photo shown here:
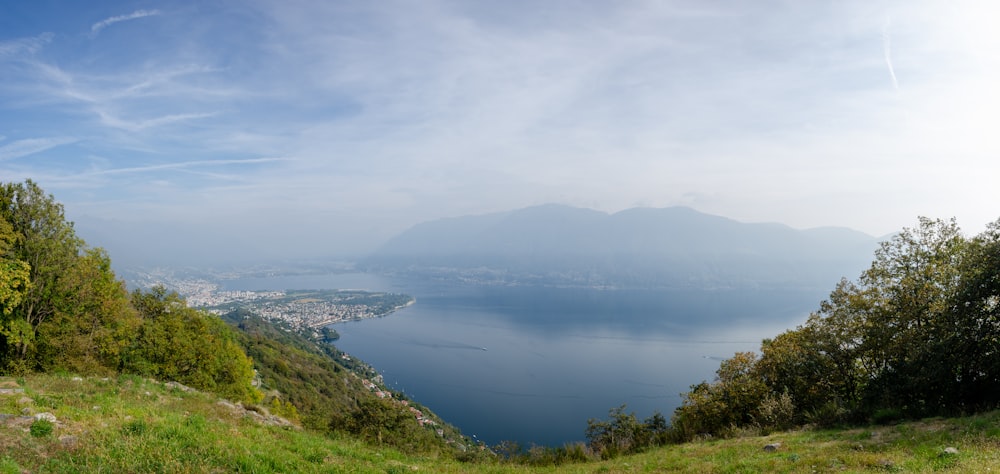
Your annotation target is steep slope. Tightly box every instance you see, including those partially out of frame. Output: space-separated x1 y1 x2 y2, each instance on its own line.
5 374 1000 472
0 374 478 473
219 310 468 454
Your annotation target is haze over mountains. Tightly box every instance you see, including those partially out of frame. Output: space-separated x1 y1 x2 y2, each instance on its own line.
366 204 880 290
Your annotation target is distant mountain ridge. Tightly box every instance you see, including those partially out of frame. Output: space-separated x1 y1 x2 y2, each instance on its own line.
365 204 879 290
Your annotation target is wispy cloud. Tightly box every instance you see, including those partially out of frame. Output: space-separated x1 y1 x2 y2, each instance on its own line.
90 9 162 37
95 110 218 132
83 157 289 176
4 1 1000 261
883 16 899 90
0 137 76 161
0 33 54 57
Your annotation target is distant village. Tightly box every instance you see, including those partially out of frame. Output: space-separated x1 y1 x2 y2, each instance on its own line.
130 271 414 334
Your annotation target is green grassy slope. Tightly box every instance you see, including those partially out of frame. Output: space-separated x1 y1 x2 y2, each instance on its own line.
0 374 477 473
4 373 1000 473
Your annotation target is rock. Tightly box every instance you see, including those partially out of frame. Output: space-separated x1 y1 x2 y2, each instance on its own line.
942 447 959 456
71 376 83 382
17 396 32 405
35 412 57 423
763 442 782 452
217 400 238 410
59 435 78 448
165 381 195 392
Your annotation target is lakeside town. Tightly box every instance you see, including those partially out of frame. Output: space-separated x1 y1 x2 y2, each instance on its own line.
203 288 415 332
128 269 415 334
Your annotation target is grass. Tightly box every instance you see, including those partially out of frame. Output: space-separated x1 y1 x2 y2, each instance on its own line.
3 374 1000 472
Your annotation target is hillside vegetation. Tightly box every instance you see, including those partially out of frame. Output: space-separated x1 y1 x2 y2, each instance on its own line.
668 216 1000 443
4 178 1000 471
4 373 1000 473
0 180 465 459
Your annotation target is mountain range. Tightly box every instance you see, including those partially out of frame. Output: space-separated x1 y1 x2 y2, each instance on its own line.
365 204 880 290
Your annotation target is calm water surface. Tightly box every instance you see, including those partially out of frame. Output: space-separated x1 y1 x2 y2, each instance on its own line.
223 273 821 446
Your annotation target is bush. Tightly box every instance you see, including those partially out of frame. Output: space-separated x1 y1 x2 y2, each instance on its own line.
29 419 53 438
756 391 796 432
872 408 904 425
125 287 262 404
805 400 848 427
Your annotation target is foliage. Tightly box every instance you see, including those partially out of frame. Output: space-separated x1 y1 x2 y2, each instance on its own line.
222 310 356 430
223 310 464 455
331 396 446 455
671 352 769 440
35 248 139 375
585 405 671 460
0 180 84 371
124 287 261 404
673 216 1000 439
0 215 31 317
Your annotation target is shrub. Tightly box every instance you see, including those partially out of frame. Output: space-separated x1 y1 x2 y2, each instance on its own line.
756 391 796 432
805 400 848 427
872 408 904 425
29 419 53 438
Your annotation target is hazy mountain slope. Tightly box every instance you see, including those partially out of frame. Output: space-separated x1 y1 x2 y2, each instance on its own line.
367 205 877 289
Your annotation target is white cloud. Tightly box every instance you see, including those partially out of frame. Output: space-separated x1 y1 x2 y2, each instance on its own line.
882 16 899 90
83 157 289 176
90 9 162 37
0 137 76 161
7 1 1000 260
95 110 218 132
0 33 53 57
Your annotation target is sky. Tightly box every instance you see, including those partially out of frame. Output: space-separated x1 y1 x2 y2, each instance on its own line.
2 0 999 265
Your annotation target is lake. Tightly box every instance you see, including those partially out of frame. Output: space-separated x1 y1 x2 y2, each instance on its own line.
222 273 824 447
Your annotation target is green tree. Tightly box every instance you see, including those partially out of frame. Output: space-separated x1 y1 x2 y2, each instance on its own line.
757 278 866 422
946 219 1000 409
334 397 440 454
35 248 139 374
586 405 641 459
671 352 768 440
0 180 84 371
0 216 31 322
858 217 967 414
126 287 261 404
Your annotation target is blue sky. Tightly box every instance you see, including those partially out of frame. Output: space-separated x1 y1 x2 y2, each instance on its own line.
2 1 999 263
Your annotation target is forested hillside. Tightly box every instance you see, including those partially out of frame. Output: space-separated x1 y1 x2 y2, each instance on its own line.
669 217 1000 440
0 180 258 402
0 180 466 458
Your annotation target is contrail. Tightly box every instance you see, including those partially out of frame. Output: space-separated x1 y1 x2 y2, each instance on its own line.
882 16 899 90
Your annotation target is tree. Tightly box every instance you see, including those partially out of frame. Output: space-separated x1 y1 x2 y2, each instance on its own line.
35 248 139 374
858 217 967 414
0 217 32 356
0 180 83 370
946 219 1000 409
757 278 868 422
125 287 261 404
671 352 769 440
